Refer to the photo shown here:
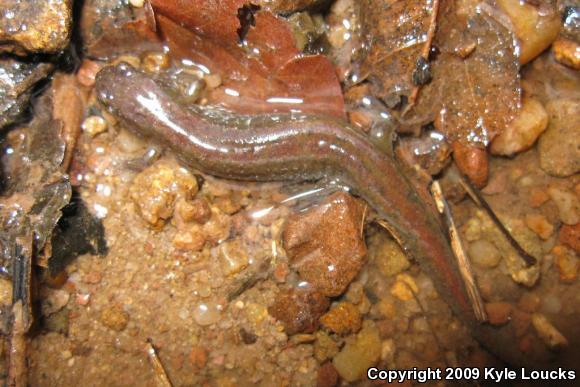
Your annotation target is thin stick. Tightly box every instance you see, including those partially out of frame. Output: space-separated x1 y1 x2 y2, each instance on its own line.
431 181 487 322
457 172 537 267
146 339 173 387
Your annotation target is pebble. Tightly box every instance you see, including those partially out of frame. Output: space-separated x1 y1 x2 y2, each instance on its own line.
81 116 107 137
283 192 367 297
538 99 580 177
314 332 339 362
172 224 206 251
332 324 381 382
552 38 580 70
390 274 419 302
531 314 568 350
484 302 513 326
552 246 579 283
100 305 129 331
193 302 221 326
371 235 411 277
547 187 580 225
218 238 250 276
319 302 362 335
141 52 170 73
559 224 580 253
40 288 70 316
316 362 339 387
268 287 329 335
524 214 554 240
129 0 145 7
490 97 548 156
468 240 502 268
189 346 208 369
0 278 12 307
528 188 550 208
380 339 396 363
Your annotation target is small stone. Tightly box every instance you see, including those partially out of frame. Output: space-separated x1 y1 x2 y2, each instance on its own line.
525 214 554 240
320 302 362 335
490 97 548 156
518 293 540 313
218 238 249 276
380 339 396 363
76 293 91 306
142 51 170 73
531 314 568 350
41 288 70 316
172 225 206 251
552 246 579 283
129 0 145 7
538 100 580 177
0 0 72 55
552 38 580 70
371 234 411 277
76 59 102 87
317 362 339 387
468 240 502 268
0 278 13 307
484 302 513 326
390 274 419 302
283 192 367 297
332 324 381 382
175 198 212 225
192 302 221 326
83 271 102 285
189 346 207 369
100 305 129 331
269 287 330 335
559 224 580 253
130 160 198 228
528 188 550 208
204 74 222 89
314 331 339 362
81 116 107 137
547 187 580 225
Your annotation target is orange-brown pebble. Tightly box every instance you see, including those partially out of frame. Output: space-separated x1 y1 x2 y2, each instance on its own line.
83 271 102 285
320 302 362 335
525 213 554 240
317 362 339 387
172 224 206 252
348 110 373 132
269 287 330 335
283 192 367 297
553 246 579 283
273 261 289 283
76 59 102 87
452 141 489 188
559 224 580 253
484 302 513 326
528 188 550 208
100 305 129 331
518 293 540 313
189 346 208 369
174 197 212 226
552 38 580 70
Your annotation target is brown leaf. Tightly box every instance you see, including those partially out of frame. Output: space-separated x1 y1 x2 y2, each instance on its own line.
360 0 439 107
157 13 345 116
405 0 521 145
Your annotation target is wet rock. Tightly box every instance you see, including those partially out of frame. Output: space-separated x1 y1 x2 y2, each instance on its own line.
100 304 129 331
552 246 579 283
332 323 381 382
218 238 250 276
0 0 72 55
390 274 419 302
468 239 502 268
314 331 339 362
538 100 580 177
283 192 367 297
490 98 548 156
484 302 513 326
40 288 70 316
370 233 411 277
547 186 580 225
559 224 580 253
317 362 339 387
320 302 362 335
174 197 211 225
188 346 208 369
0 58 53 130
130 160 198 228
531 314 568 350
172 224 206 252
524 214 554 240
269 287 330 335
552 38 580 70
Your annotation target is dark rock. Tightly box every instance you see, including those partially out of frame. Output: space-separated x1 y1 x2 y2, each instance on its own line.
269 286 329 335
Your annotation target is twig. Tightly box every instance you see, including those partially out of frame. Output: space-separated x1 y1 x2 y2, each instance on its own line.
431 181 487 322
146 339 173 387
457 171 537 267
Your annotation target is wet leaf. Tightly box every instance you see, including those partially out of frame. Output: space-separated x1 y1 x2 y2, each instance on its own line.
158 14 345 116
403 0 521 145
360 0 438 107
